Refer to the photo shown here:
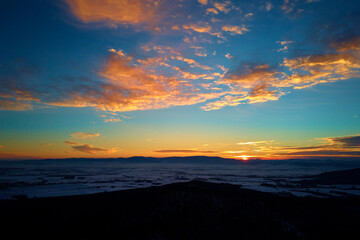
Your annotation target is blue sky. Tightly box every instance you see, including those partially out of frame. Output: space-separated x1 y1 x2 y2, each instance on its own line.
0 0 359 160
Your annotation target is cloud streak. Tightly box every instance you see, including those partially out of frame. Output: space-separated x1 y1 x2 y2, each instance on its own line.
154 149 217 153
279 150 360 156
2 34 360 113
222 25 249 35
275 134 360 158
64 140 78 145
71 132 100 139
72 144 110 154
202 35 360 110
64 140 118 154
46 48 228 112
1 3 359 114
65 0 163 29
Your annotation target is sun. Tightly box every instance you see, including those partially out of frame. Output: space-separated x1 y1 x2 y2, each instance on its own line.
235 155 251 161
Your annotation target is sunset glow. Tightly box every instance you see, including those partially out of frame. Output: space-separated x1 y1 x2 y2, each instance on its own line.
0 0 359 160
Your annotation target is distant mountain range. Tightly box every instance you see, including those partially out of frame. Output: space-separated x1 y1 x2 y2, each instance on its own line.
2 155 360 162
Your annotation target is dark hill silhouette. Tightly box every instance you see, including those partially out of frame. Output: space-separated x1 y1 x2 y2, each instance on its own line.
1 180 359 240
300 168 360 185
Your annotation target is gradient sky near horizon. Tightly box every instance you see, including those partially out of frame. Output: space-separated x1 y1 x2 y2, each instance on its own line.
0 0 359 160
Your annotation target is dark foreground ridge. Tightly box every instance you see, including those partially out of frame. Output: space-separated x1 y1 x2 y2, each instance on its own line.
299 168 360 185
1 181 360 240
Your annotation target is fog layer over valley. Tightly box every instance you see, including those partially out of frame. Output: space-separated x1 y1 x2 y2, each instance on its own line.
1 157 360 199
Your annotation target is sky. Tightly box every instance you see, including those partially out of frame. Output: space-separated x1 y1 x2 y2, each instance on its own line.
0 0 359 160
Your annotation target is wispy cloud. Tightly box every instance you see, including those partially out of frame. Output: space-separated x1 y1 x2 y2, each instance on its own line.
265 2 273 11
71 132 100 139
72 144 117 154
2 5 359 115
225 53 233 59
202 64 284 110
222 25 249 35
154 149 217 153
281 0 297 14
183 23 212 34
237 141 272 145
64 140 78 145
64 140 118 154
315 134 360 148
104 118 122 123
0 99 34 111
0 60 41 111
198 0 208 5
276 40 294 52
47 48 227 112
279 150 360 156
213 2 231 13
202 35 360 110
276 134 360 157
206 8 219 15
220 134 360 159
3 33 360 113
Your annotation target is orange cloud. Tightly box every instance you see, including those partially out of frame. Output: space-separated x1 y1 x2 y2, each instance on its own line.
198 0 208 5
332 36 360 52
104 118 122 123
0 90 40 102
72 144 117 154
281 50 360 89
65 0 162 28
202 89 283 111
279 150 360 157
0 59 42 111
272 134 360 158
314 134 360 148
71 132 100 139
225 53 232 59
64 140 78 145
48 49 227 112
182 22 223 39
154 149 217 153
222 25 249 35
0 98 34 111
171 66 210 80
202 35 360 110
170 56 212 70
64 140 118 154
3 30 358 114
245 84 283 104
237 140 274 145
206 8 219 15
0 86 41 111
183 23 212 34
217 134 360 159
195 52 207 57
202 64 284 110
213 2 231 13
171 25 180 30
276 40 294 52
220 64 278 87
120 114 133 119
